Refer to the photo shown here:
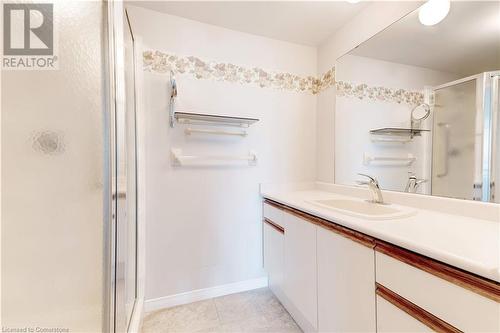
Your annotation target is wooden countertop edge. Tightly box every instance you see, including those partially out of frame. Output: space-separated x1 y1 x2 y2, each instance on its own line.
263 198 375 248
375 241 500 302
376 283 463 333
263 198 500 302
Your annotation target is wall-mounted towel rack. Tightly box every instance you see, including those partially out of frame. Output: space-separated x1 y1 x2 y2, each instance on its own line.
171 148 257 166
363 153 416 166
185 127 248 137
370 136 411 143
168 73 259 129
175 112 259 128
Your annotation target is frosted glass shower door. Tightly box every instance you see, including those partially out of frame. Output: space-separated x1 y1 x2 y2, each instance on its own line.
431 79 478 200
2 1 110 332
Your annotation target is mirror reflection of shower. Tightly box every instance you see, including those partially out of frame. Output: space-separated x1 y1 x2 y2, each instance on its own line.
430 71 499 202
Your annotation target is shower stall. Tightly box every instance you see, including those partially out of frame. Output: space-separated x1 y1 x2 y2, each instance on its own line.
1 1 139 332
430 71 500 202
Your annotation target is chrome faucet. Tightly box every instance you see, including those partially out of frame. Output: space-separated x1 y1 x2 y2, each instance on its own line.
357 173 384 204
405 172 427 193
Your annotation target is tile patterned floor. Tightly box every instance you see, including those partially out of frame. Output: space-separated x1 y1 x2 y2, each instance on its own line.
141 288 302 333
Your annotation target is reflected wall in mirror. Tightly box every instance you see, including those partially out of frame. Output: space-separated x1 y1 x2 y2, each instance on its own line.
334 1 500 202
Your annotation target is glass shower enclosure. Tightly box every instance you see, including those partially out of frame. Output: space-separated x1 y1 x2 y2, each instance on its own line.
431 71 500 202
1 1 137 332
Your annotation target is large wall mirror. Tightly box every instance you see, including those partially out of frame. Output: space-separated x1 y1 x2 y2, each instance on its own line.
334 1 500 202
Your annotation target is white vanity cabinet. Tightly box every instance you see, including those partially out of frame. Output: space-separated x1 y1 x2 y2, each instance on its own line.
374 245 500 333
376 295 434 333
263 200 375 332
263 223 284 299
263 199 500 333
263 202 318 332
317 227 376 332
282 212 318 332
263 225 284 300
263 203 285 300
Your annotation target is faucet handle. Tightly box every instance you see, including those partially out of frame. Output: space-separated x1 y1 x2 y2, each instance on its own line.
357 173 378 184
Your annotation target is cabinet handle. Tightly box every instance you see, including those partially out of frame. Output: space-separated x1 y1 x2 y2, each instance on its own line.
376 283 462 333
264 218 284 234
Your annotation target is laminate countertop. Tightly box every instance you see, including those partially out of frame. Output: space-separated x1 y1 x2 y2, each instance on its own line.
261 185 500 283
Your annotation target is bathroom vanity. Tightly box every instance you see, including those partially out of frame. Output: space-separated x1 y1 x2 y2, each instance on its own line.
261 184 500 333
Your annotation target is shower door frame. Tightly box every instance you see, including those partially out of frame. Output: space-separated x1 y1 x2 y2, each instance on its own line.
104 0 117 332
106 2 146 332
483 71 500 202
431 71 500 202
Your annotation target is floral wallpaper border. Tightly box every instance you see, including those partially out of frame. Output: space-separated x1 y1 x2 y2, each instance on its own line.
143 50 423 105
335 81 424 105
143 50 323 94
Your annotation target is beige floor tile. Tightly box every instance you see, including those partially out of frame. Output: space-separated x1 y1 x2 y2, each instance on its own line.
250 289 287 317
213 291 262 324
264 310 302 333
211 315 270 333
141 288 302 333
142 299 219 333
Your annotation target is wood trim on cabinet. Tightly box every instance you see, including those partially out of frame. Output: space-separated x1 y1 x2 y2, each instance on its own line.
264 199 375 248
263 218 285 234
376 283 463 333
263 198 500 302
375 241 500 302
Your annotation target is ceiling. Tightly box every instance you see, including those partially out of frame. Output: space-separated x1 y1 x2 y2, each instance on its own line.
349 1 500 76
126 1 369 46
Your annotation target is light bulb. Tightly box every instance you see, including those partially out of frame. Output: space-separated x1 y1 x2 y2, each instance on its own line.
418 0 451 26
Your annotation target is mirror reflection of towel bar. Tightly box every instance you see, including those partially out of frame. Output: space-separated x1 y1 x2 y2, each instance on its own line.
363 153 416 166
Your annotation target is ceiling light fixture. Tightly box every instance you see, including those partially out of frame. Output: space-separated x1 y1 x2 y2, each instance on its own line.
346 0 361 3
418 0 451 26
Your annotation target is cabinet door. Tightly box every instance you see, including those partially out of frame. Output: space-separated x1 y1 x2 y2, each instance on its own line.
263 222 284 301
283 213 317 332
317 227 376 332
377 296 433 333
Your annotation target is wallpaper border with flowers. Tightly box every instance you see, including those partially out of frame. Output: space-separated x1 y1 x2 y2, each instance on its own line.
143 50 423 105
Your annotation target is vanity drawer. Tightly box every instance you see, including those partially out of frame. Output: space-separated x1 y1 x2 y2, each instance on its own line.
375 250 500 332
263 201 284 226
376 294 434 333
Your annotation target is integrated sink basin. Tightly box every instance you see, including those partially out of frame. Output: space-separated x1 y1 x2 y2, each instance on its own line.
307 199 416 220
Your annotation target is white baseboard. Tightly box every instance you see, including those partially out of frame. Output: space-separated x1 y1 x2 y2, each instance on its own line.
144 276 268 313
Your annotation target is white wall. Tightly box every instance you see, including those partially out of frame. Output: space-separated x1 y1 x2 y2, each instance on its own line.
126 6 317 301
335 55 460 191
315 1 422 182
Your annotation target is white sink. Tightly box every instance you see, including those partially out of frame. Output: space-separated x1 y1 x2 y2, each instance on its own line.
307 199 416 220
